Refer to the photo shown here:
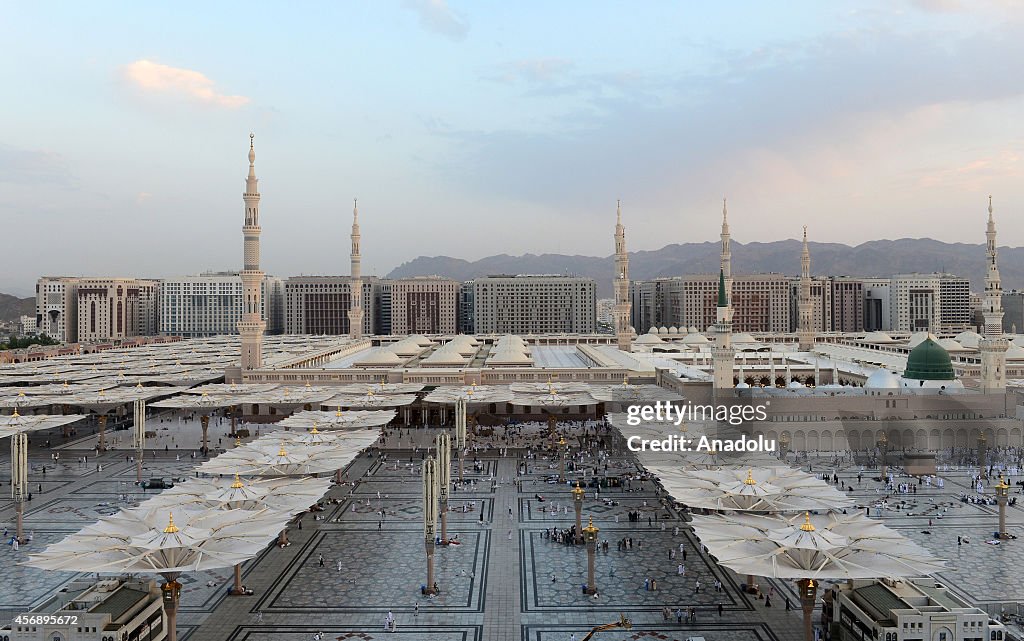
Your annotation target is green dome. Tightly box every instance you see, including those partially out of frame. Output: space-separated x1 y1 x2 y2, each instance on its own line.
903 337 955 380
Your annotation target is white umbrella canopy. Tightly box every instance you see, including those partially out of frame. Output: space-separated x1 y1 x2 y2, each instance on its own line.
589 381 685 404
322 391 417 409
421 384 513 405
0 410 89 435
649 465 855 512
148 391 242 412
277 409 396 431
690 511 945 581
182 383 280 396
144 475 332 513
197 431 379 476
25 505 287 574
332 381 425 395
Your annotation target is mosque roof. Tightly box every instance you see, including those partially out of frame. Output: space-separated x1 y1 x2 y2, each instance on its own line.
903 336 955 381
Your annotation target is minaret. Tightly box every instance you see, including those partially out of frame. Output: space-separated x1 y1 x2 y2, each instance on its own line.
979 196 1007 392
712 269 735 391
613 199 633 352
798 226 814 351
238 133 266 370
720 198 732 301
348 199 365 340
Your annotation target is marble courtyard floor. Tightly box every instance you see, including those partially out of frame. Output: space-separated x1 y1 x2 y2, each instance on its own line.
1 423 1022 641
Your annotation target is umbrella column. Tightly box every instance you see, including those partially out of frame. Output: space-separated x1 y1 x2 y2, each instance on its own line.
97 414 108 451
996 476 1010 538
558 437 567 483
878 432 888 482
133 400 146 484
547 415 558 451
160 571 183 641
422 456 439 594
436 432 451 544
797 578 818 641
11 431 28 543
977 431 987 479
200 415 210 456
455 398 467 483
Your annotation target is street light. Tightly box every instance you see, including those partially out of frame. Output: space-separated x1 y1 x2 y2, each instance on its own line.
582 516 599 594
797 577 818 641
572 481 585 542
559 436 568 483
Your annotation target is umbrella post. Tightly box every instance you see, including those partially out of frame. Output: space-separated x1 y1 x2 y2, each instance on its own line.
160 574 182 641
200 415 210 456
98 414 108 451
231 563 244 595
229 406 237 436
797 578 818 641
12 432 28 543
277 528 289 547
425 538 437 594
134 400 146 484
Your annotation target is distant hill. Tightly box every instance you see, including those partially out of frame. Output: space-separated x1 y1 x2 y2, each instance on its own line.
0 293 34 322
387 238 1024 297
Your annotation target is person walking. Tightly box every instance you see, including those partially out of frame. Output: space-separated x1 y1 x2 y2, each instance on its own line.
695 579 701 593
318 554 324 567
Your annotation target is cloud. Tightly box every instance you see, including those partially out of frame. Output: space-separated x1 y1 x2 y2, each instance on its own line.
136 191 152 204
0 145 74 186
122 60 250 109
490 58 575 84
403 0 468 41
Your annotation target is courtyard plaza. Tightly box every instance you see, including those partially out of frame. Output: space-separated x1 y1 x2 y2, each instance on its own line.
1 421 1022 641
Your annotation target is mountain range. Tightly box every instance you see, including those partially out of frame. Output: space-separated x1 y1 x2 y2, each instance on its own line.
0 293 35 323
387 238 1024 298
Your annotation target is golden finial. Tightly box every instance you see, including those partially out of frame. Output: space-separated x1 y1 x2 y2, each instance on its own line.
11 407 20 418
800 512 815 532
230 474 244 489
164 513 180 534
305 381 311 388
368 389 375 397
235 438 241 447
311 421 320 434
336 406 342 417
743 469 756 486
278 446 287 457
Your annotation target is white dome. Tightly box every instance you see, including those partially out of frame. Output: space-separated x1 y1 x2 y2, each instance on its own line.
668 326 679 334
735 381 750 389
635 333 666 345
864 368 901 389
786 380 805 389
907 331 933 348
937 338 964 351
954 331 983 349
688 326 699 333
680 332 709 345
862 331 894 343
658 326 669 335
1005 342 1024 359
648 327 658 335
733 332 758 344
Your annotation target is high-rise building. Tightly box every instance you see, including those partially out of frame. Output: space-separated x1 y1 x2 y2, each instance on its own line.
458 281 475 334
830 277 865 333
238 134 266 370
284 276 378 335
159 272 283 338
631 274 790 333
35 277 79 342
76 278 160 342
1002 291 1024 334
472 275 596 334
377 277 459 335
889 273 970 333
863 278 891 331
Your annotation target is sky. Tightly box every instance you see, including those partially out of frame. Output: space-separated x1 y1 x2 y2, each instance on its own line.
2 0 1024 296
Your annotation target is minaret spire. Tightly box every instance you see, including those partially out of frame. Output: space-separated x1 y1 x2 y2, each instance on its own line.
720 197 732 302
979 196 1007 392
797 225 814 351
238 133 266 371
613 199 633 352
348 198 365 340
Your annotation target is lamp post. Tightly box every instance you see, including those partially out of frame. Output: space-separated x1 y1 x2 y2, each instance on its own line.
133 400 146 484
455 398 467 483
796 577 818 641
878 432 888 482
436 432 451 544
160 571 183 641
572 481 585 542
977 431 988 480
583 516 599 594
559 437 567 483
996 475 1010 539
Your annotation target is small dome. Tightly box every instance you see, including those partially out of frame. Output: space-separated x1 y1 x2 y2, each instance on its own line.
787 380 805 389
635 333 666 345
907 331 932 348
659 326 669 334
864 368 901 389
735 381 750 389
688 326 699 333
937 338 964 351
862 331 894 343
680 332 709 345
668 326 679 334
954 330 983 349
1005 342 1024 359
903 337 955 381
648 327 658 334
733 332 758 344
